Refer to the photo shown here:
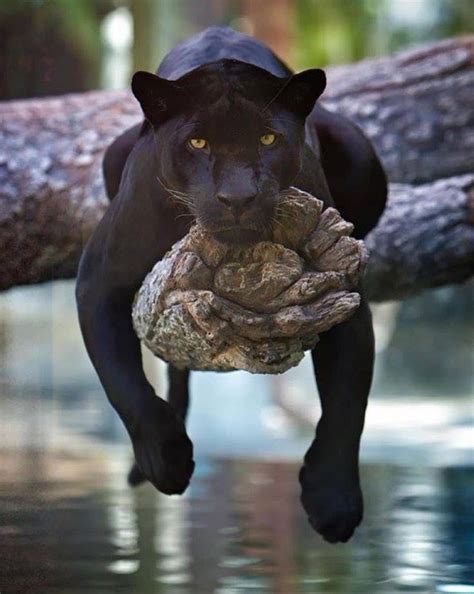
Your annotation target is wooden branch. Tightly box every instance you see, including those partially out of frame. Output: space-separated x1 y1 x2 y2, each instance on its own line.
323 36 474 185
0 91 137 289
0 36 473 299
364 174 474 301
132 188 366 374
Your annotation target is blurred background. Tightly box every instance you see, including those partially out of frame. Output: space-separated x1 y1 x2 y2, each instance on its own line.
1 0 474 99
0 1 473 593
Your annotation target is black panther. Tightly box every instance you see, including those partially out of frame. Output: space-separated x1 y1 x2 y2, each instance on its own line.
76 26 387 543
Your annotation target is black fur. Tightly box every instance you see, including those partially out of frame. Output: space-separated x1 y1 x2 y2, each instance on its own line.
77 26 387 543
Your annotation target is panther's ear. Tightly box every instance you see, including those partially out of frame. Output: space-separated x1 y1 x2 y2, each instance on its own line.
131 71 180 126
280 69 326 119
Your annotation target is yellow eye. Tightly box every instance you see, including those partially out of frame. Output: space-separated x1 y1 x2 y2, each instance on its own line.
260 133 276 146
189 138 208 150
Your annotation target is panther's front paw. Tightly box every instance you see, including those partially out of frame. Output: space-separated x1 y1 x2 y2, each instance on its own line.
131 402 194 495
299 466 363 543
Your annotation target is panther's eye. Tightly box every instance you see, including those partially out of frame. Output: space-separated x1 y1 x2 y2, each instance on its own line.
259 133 276 146
189 138 208 150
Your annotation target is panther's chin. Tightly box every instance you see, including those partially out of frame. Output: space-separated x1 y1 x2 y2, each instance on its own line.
209 227 265 245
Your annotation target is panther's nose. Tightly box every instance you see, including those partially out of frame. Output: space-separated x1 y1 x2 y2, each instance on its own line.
217 192 257 218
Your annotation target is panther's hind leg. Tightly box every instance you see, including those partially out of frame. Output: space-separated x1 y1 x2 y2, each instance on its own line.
311 106 388 239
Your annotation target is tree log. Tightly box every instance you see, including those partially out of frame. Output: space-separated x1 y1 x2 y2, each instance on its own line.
324 36 474 185
0 36 473 299
364 175 474 301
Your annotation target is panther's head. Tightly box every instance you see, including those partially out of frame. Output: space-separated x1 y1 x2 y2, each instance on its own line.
132 59 326 244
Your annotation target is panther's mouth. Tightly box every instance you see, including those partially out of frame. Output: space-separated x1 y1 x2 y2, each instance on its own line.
209 226 265 245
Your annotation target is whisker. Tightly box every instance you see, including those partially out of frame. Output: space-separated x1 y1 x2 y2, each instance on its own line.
169 193 193 205
155 175 196 212
156 175 193 199
276 211 293 221
168 197 192 209
274 211 293 225
271 216 285 230
175 212 196 221
169 189 192 198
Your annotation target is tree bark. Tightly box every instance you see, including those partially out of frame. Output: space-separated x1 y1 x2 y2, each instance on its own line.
364 174 474 301
0 91 137 289
324 36 474 185
0 36 473 299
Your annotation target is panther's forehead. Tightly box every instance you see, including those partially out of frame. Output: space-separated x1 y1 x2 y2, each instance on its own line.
201 93 265 126
178 59 284 108
171 59 301 142
179 92 272 146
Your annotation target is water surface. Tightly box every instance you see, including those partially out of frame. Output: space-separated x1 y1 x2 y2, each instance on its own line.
0 281 472 593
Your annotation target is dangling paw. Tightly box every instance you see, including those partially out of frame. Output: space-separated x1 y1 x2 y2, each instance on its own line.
299 465 363 543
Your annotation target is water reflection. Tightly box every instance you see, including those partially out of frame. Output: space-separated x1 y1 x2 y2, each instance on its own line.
0 450 473 593
0 281 472 593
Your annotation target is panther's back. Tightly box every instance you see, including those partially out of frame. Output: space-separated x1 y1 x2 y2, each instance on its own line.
157 26 292 80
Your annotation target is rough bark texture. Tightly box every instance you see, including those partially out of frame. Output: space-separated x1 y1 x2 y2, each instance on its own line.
324 37 474 185
365 174 474 301
0 91 138 289
0 36 473 298
132 188 366 373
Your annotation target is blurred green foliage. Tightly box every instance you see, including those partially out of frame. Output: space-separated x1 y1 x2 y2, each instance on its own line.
297 0 379 67
0 0 472 98
296 0 474 68
0 0 114 98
